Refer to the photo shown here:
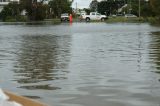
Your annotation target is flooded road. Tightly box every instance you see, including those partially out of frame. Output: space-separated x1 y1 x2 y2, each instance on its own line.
0 22 160 106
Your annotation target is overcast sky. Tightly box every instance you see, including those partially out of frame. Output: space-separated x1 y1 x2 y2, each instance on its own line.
72 0 101 9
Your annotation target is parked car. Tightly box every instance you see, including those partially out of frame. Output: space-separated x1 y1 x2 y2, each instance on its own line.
110 14 124 18
111 14 117 17
116 14 124 16
80 12 107 22
60 13 69 22
125 14 137 18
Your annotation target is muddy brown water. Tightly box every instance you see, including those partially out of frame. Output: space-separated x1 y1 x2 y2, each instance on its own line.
0 22 160 106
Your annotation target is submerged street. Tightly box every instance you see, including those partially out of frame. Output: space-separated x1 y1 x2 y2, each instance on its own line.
0 22 160 106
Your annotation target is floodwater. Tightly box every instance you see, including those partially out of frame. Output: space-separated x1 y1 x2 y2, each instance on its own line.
0 22 160 106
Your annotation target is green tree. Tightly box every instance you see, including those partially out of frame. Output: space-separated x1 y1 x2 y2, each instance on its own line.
0 2 22 21
49 0 72 18
20 0 47 20
150 0 160 16
97 0 125 15
83 8 91 15
131 0 153 17
90 0 98 12
121 0 154 17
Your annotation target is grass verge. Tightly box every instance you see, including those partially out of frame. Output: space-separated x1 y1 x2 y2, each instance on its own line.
106 16 145 23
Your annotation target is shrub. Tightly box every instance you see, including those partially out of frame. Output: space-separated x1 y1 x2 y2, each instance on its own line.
0 3 22 22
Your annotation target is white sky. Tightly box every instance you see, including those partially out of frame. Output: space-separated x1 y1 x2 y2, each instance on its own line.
72 0 101 9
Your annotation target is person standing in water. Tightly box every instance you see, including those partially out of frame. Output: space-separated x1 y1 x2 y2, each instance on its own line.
69 14 73 23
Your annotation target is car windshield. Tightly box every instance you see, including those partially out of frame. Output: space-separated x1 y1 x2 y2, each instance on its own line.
61 14 68 16
91 13 95 15
96 13 101 15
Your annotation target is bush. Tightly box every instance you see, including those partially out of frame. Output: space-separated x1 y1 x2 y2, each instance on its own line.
106 17 145 23
5 16 16 22
148 17 160 25
16 15 28 22
0 3 22 22
27 3 47 21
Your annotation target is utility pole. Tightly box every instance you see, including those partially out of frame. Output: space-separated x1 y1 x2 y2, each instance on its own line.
76 2 78 21
129 0 132 14
76 2 77 14
139 0 141 18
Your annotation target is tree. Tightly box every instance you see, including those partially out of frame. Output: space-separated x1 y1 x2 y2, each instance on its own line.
150 0 160 16
20 0 47 20
90 0 98 12
83 8 90 15
0 2 22 21
97 0 125 15
49 0 72 18
121 0 154 17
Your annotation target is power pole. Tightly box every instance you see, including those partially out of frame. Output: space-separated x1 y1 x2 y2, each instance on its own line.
76 2 77 13
76 2 78 21
139 0 141 18
129 0 132 14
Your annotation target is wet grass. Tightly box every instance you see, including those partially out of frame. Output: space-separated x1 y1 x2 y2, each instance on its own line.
106 16 145 23
147 17 160 26
152 31 160 35
155 71 160 74
0 18 61 25
44 18 61 24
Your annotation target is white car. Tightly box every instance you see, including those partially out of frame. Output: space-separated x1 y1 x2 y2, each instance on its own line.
60 13 69 22
80 12 107 22
125 14 137 18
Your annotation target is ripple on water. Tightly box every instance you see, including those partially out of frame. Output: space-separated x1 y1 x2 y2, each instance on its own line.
0 23 160 106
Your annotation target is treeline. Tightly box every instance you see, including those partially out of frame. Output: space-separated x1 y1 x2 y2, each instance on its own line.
89 0 160 18
90 0 126 16
149 0 160 24
0 0 72 21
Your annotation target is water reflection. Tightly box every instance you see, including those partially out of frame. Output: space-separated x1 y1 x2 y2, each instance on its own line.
23 95 41 99
0 21 61 26
150 32 160 71
19 84 60 90
1 23 160 106
13 35 71 90
137 32 143 72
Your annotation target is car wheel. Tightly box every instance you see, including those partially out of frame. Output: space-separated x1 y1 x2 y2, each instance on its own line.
101 18 105 21
86 18 90 22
